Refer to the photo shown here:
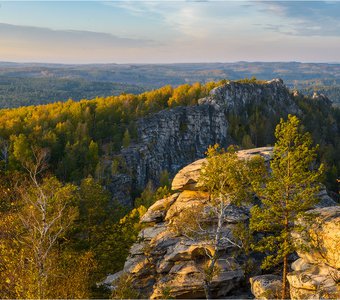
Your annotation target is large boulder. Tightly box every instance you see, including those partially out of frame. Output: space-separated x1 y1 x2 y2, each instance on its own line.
287 258 340 299
140 193 180 224
293 206 340 269
165 190 210 221
249 275 282 300
287 206 340 299
171 159 206 191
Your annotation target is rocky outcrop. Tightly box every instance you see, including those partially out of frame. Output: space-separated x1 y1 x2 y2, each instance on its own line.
312 92 333 106
287 258 340 299
107 147 338 299
250 207 340 300
293 206 340 269
110 79 300 205
199 79 299 115
287 207 340 299
171 147 273 192
249 275 282 300
108 148 275 299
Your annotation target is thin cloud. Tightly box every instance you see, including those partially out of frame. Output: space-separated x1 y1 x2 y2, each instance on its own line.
0 23 158 47
257 1 340 37
0 22 161 63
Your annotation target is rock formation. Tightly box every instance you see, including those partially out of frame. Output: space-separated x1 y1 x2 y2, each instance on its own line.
249 207 340 300
106 148 272 298
250 275 282 300
109 79 300 205
287 206 340 299
106 147 338 299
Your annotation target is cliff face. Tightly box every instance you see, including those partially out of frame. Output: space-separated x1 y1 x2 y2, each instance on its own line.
110 79 300 205
122 104 229 189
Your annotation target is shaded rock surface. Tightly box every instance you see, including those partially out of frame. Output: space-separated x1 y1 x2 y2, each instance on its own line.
109 79 300 205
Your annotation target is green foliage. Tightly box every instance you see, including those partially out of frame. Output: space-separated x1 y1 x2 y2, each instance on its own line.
134 180 171 209
293 93 340 192
159 169 170 188
0 81 220 182
122 129 131 148
236 76 267 84
96 205 147 278
250 115 323 298
0 76 144 108
0 170 99 299
200 144 253 206
195 144 260 299
167 82 219 107
111 273 140 299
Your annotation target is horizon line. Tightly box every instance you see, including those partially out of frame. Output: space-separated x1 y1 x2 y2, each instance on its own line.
2 60 340 66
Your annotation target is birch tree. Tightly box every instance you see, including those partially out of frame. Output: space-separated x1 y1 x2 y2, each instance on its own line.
171 145 260 299
17 147 78 298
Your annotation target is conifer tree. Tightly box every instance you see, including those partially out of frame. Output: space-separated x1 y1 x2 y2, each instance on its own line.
122 129 131 148
250 115 323 299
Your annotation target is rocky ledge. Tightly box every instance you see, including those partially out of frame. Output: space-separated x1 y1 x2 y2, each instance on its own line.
106 147 338 299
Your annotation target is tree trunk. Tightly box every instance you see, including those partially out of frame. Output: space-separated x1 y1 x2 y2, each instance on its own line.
281 254 288 299
203 280 213 300
204 200 225 299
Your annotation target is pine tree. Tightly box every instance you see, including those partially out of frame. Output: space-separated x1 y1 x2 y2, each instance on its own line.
122 129 131 148
250 115 323 299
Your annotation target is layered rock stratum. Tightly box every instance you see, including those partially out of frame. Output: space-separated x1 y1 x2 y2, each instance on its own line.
107 148 338 299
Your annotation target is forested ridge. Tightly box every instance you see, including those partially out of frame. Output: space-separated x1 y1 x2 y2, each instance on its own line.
0 76 144 108
0 79 339 298
1 62 340 108
0 81 221 298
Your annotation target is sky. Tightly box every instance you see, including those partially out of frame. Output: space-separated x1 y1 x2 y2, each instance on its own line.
0 1 340 64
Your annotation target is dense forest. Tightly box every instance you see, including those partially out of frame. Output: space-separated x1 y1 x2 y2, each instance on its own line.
0 79 339 298
0 62 340 108
0 76 144 108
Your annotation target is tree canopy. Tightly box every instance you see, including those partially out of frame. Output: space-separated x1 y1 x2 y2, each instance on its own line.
250 115 323 299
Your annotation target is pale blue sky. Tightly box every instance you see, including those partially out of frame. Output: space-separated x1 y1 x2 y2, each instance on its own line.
1 1 340 63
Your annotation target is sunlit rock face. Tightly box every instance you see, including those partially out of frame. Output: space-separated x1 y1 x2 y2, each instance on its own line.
107 147 338 299
108 148 269 298
287 206 340 300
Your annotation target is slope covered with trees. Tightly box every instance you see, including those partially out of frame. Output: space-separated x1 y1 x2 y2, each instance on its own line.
0 76 145 108
1 62 340 108
0 79 339 298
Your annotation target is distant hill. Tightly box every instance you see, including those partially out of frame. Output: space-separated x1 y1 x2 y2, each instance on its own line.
0 76 144 108
0 61 340 108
